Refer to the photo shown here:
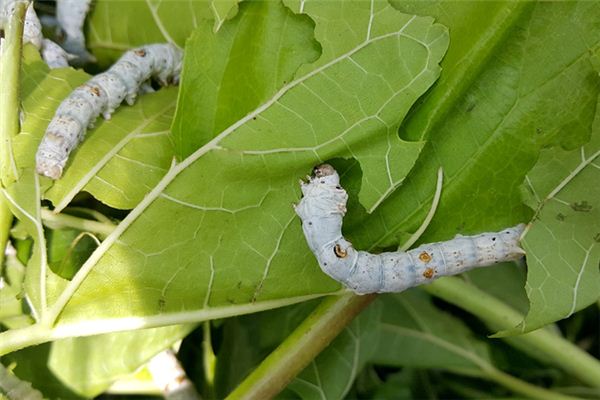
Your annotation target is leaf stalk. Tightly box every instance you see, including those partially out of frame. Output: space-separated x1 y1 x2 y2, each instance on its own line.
226 292 376 400
425 277 600 388
40 208 116 238
0 0 26 185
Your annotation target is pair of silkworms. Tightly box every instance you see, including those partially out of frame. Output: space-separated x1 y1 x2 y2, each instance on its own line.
35 43 182 179
294 164 526 294
0 0 72 68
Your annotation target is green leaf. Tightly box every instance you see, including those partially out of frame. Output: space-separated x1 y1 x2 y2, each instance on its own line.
210 0 241 32
282 301 382 400
503 94 600 334
346 0 600 345
0 251 32 328
464 262 529 314
46 228 98 280
87 0 241 65
389 1 531 142
281 0 448 209
51 2 448 331
1 171 52 318
47 325 195 397
171 0 321 158
1 344 85 399
372 290 491 375
352 3 600 256
369 370 415 400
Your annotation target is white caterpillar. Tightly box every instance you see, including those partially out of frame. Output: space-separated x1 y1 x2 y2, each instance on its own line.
40 38 71 68
294 164 526 294
35 43 183 179
56 0 94 63
1 0 72 68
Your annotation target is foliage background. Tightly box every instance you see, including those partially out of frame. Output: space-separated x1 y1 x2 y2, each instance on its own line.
0 1 599 399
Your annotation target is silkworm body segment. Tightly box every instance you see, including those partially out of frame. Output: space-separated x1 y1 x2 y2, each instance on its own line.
35 43 183 179
294 164 526 294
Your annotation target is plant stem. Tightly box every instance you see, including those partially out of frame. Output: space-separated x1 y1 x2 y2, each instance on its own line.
203 321 217 398
483 366 579 400
0 1 26 265
40 208 115 238
226 292 376 400
0 196 13 268
0 0 26 185
0 324 51 356
425 277 600 387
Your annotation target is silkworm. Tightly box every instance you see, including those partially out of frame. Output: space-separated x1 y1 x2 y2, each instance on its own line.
40 38 70 68
35 43 183 180
1 1 74 69
56 0 95 63
294 164 526 294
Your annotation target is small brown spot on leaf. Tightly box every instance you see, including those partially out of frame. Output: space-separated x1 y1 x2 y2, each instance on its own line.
334 244 347 258
556 213 565 221
423 268 435 279
571 201 592 212
418 251 432 263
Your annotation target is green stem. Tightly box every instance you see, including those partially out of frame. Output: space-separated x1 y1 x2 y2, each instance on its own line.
483 367 579 400
203 321 216 398
0 196 13 268
0 324 52 356
0 1 25 264
40 209 116 238
0 0 27 185
226 293 376 400
425 277 600 387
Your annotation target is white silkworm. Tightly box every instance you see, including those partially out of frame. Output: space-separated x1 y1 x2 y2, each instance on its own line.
294 164 526 294
56 0 94 63
40 38 70 68
35 43 183 179
0 363 43 400
148 349 200 400
1 1 73 69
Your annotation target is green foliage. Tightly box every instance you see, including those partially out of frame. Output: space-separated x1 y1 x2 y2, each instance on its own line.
513 93 600 334
0 1 599 399
53 0 446 327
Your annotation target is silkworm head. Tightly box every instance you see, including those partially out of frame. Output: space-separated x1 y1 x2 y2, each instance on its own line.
313 164 335 178
36 159 63 180
311 164 340 186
